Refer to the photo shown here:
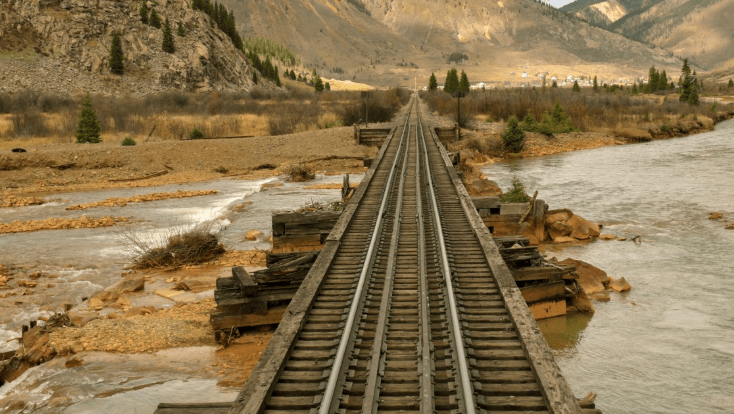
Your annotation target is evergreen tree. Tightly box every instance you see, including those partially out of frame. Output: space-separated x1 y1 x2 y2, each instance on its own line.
502 116 525 152
459 70 470 92
325 82 330 91
314 76 324 92
688 86 699 105
253 72 258 84
75 94 101 144
658 70 668 92
290 69 296 80
444 68 459 93
428 72 438 90
593 75 598 91
648 66 658 93
149 8 161 29
729 79 734 88
140 1 149 25
551 80 558 88
162 19 175 53
177 21 185 37
274 66 281 87
572 80 580 92
541 78 546 93
110 32 124 75
520 112 539 132
631 83 638 95
679 58 693 103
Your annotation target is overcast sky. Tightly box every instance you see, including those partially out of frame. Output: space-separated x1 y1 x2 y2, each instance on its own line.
547 0 575 8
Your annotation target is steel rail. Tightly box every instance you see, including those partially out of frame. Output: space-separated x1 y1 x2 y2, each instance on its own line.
361 123 412 414
318 100 414 414
416 113 434 414
417 102 478 414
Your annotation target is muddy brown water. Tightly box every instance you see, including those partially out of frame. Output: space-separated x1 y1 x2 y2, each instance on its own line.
483 119 734 413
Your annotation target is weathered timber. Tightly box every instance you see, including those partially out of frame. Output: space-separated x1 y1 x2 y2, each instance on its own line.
511 266 578 282
356 128 393 146
519 190 539 224
232 266 257 296
211 307 286 330
534 199 548 242
434 124 459 146
154 402 232 414
520 281 566 305
254 251 318 284
427 125 583 414
271 210 341 253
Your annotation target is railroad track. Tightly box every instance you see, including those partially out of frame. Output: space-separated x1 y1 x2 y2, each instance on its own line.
230 96 588 414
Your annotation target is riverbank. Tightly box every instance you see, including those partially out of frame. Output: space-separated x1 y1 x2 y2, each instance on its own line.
0 126 375 199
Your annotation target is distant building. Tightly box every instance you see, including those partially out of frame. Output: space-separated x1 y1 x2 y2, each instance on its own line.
522 72 528 78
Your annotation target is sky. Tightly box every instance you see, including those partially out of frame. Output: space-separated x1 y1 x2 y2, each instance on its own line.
547 0 575 8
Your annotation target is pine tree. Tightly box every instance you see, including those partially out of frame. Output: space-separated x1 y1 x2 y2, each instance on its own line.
648 66 658 93
520 112 539 132
140 1 149 25
572 80 580 92
314 76 324 92
177 21 185 37
688 86 699 105
459 70 470 92
110 32 124 75
502 116 525 152
729 79 734 88
428 72 438 90
290 70 296 80
149 8 161 29
444 68 459 93
75 94 101 144
551 80 558 88
680 58 693 103
253 72 258 84
593 75 598 91
658 70 668 92
325 82 330 91
631 83 638 95
162 19 175 53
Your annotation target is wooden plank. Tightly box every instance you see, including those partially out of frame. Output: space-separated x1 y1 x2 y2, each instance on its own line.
271 211 341 226
211 308 286 330
232 266 257 296
155 402 231 414
426 124 583 414
528 300 567 320
472 196 500 209
520 281 566 305
511 266 577 282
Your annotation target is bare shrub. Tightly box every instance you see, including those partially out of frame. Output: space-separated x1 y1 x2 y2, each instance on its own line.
12 109 48 137
268 101 321 135
122 223 225 269
284 163 315 182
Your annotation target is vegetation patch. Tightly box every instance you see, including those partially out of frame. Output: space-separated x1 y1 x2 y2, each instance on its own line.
499 178 529 203
284 164 315 182
124 224 225 269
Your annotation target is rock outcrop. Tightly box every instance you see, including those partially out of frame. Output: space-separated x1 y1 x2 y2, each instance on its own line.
0 0 261 95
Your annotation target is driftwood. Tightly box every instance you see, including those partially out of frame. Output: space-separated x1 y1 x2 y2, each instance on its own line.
109 170 169 182
518 190 539 224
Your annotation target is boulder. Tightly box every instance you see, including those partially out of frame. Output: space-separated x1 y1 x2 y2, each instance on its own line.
590 291 611 302
109 275 145 294
608 277 631 292
548 220 573 239
599 234 617 240
545 209 573 224
68 310 99 327
553 236 575 243
465 179 502 197
560 258 609 294
567 214 600 240
245 230 263 241
708 212 723 220
571 290 595 313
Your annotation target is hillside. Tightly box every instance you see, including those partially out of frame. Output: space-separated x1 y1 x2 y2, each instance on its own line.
0 0 263 96
561 0 660 27
221 0 679 88
562 0 734 72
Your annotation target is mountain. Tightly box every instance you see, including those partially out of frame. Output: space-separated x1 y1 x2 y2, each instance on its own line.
221 0 680 87
0 0 263 95
561 0 660 27
562 0 734 71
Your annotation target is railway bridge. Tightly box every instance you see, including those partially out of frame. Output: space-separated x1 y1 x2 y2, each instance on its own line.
158 96 597 414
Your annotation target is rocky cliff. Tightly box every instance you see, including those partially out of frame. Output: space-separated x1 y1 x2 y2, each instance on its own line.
0 0 260 95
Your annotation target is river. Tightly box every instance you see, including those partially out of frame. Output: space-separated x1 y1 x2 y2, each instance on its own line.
482 119 734 413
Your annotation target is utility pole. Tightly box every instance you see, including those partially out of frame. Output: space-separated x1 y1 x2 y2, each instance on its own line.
451 90 465 140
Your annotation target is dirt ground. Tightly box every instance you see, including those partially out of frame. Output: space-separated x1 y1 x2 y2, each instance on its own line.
0 125 376 198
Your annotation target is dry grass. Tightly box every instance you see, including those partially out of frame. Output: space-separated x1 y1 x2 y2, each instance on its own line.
422 89 733 133
0 88 410 143
284 164 316 182
122 223 225 269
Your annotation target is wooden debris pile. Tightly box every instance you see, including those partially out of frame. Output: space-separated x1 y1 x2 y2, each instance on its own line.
211 251 318 333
